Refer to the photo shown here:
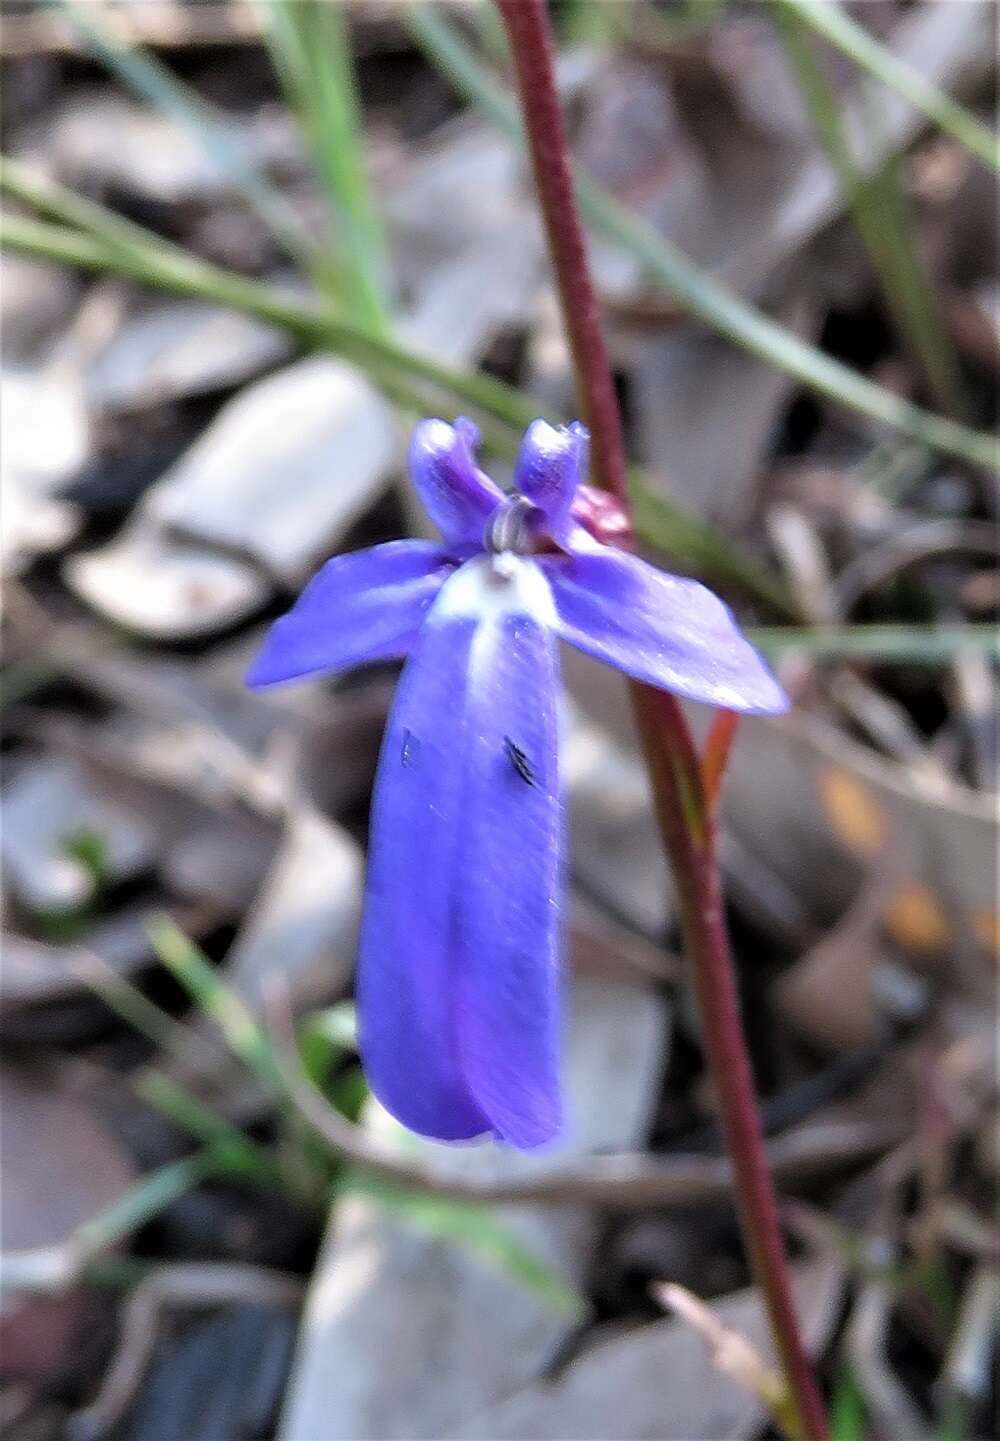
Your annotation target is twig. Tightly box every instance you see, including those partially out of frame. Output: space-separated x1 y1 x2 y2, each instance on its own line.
1 2 264 59
939 1264 1000 1408
848 1272 932 1441
264 979 900 1211
834 518 999 614
67 1261 302 1441
69 948 216 1069
655 1282 795 1437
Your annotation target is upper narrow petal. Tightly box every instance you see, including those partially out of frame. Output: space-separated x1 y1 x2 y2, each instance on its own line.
246 540 452 687
356 594 491 1142
539 539 789 715
433 555 564 1149
514 419 588 547
409 417 504 548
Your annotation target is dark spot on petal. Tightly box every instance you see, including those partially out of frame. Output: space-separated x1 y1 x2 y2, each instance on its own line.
503 735 535 786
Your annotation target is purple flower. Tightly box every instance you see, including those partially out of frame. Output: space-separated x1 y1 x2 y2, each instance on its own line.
248 418 787 1149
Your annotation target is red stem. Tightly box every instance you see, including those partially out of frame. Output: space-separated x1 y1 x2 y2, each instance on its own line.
497 0 629 509
701 707 741 811
633 690 829 1441
497 5 828 1439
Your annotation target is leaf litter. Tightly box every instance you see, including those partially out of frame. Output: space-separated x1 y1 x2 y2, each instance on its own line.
0 5 996 1439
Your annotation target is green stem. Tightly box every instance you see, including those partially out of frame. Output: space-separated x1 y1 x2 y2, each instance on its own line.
773 0 962 418
74 1151 223 1261
56 0 321 277
1 151 191 261
264 0 390 327
751 622 999 665
0 196 796 609
777 0 998 172
0 199 536 432
136 1068 289 1190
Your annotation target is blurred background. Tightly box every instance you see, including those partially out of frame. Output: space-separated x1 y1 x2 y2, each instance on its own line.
1 2 997 1438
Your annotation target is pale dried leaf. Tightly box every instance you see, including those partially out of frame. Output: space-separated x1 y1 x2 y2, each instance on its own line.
724 710 998 1002
1 756 157 910
65 518 269 640
46 92 299 205
448 1255 844 1440
146 357 397 583
1 1062 134 1384
1 476 80 576
280 980 669 1441
403 222 543 367
632 279 819 522
1 367 89 495
727 2 995 295
564 701 671 938
86 298 294 412
222 804 362 1012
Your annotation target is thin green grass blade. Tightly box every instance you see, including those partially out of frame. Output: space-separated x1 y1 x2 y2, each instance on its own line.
0 151 191 261
561 176 994 467
299 1002 360 1086
303 1003 359 1053
779 0 998 172
0 202 795 608
851 438 934 502
936 1396 972 1441
264 0 390 330
0 206 532 431
147 915 278 1087
0 160 985 610
773 0 963 418
620 0 728 44
73 1152 223 1258
751 623 1000 664
72 949 201 1065
25 206 999 621
145 919 335 1200
403 6 997 470
55 0 321 277
136 1068 288 1188
475 0 509 65
830 1366 866 1441
556 0 615 46
346 1171 586 1318
873 146 964 410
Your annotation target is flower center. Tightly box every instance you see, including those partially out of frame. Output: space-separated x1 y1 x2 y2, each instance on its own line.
483 495 539 556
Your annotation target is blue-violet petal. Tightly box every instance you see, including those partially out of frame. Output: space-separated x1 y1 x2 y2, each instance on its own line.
539 536 789 715
356 589 491 1142
514 419 588 547
246 540 452 688
448 560 564 1148
409 417 504 548
357 555 564 1147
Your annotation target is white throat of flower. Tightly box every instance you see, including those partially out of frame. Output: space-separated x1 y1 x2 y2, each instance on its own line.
430 554 557 691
